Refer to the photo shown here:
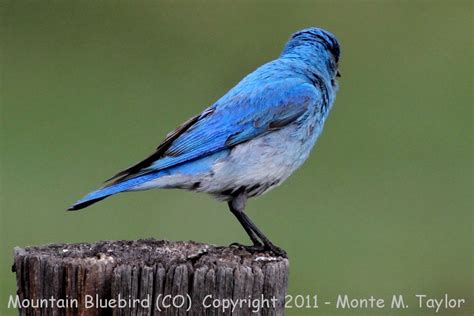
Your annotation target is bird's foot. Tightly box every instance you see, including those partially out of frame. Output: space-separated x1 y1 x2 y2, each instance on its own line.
264 244 288 258
229 242 287 258
230 241 261 247
230 242 264 252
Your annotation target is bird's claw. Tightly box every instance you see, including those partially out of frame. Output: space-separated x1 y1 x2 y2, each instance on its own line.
229 242 248 248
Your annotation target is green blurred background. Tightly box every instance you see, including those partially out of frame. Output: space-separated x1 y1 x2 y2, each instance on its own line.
1 1 472 315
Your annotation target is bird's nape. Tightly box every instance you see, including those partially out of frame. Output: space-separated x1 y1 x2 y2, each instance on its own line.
284 27 340 63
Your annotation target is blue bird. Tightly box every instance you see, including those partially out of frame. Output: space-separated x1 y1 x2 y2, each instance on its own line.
69 27 341 257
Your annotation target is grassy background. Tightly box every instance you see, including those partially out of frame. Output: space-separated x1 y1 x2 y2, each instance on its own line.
1 1 472 315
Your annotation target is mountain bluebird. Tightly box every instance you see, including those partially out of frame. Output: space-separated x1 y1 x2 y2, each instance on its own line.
69 27 341 257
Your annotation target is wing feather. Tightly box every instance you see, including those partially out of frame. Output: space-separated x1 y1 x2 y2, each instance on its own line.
105 80 319 185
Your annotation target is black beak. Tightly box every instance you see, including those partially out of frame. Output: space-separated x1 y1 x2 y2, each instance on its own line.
336 70 341 78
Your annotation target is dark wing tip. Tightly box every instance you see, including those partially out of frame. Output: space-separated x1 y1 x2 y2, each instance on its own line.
103 111 212 185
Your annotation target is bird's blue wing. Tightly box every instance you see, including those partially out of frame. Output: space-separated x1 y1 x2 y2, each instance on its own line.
107 79 320 184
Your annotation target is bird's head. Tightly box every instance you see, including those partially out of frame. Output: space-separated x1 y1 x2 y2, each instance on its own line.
282 27 341 83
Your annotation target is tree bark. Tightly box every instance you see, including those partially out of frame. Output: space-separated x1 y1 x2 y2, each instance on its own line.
12 239 289 316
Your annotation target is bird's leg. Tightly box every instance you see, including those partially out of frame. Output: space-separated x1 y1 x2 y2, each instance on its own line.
236 210 287 257
228 191 287 257
228 193 262 247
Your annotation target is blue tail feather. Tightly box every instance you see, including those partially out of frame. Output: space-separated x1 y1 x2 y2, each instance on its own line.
68 171 166 210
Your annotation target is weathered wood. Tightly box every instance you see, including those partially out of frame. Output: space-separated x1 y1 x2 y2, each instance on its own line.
12 239 289 316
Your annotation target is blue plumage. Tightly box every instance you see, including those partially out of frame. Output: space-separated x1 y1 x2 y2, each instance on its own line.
69 27 341 256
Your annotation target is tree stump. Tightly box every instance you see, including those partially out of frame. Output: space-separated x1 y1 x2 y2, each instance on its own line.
12 239 289 316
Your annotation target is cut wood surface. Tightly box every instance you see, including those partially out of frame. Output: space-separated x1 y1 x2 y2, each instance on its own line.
12 239 289 316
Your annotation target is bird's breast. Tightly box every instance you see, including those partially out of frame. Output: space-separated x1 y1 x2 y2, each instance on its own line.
199 117 323 199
